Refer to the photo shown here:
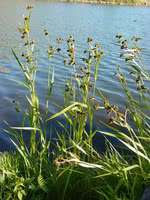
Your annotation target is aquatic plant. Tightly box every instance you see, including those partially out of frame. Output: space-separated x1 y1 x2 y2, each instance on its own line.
1 6 150 200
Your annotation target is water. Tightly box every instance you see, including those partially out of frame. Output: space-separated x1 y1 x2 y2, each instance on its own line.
0 0 150 151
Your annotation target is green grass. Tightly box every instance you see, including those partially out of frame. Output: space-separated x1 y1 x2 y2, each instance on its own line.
0 6 150 200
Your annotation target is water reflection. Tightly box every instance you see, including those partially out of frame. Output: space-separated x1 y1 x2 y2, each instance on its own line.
0 0 150 152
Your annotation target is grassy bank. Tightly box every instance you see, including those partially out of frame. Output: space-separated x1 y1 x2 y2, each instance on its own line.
1 6 150 200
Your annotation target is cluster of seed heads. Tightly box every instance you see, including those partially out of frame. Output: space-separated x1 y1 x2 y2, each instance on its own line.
116 35 147 92
53 155 80 171
18 6 34 39
47 46 55 58
76 40 103 92
44 29 49 36
26 5 34 10
65 81 74 96
56 37 63 44
104 101 127 126
18 27 27 39
65 36 76 66
114 71 126 84
77 66 92 91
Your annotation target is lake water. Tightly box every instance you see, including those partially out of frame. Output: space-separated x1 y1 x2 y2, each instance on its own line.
0 0 150 152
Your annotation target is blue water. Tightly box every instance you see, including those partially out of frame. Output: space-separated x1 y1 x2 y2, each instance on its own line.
0 0 150 151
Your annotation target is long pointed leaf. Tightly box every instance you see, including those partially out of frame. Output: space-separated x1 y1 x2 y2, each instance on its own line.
46 102 87 121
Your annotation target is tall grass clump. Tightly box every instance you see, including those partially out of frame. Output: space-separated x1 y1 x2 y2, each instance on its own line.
95 35 150 198
2 4 54 185
47 35 104 157
99 35 150 163
7 5 50 162
1 6 150 200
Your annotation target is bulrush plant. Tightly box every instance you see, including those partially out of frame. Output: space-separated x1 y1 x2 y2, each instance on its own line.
94 36 150 198
48 35 104 157
48 35 150 199
4 5 55 177
99 35 150 162
1 6 150 200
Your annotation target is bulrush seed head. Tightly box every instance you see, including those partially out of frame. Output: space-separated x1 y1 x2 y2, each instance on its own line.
57 48 61 53
108 117 115 124
90 96 95 101
95 43 99 48
135 37 142 41
64 60 67 65
26 5 34 10
116 34 123 39
56 37 63 44
21 35 26 39
24 17 28 21
44 29 49 36
87 37 93 42
22 53 26 57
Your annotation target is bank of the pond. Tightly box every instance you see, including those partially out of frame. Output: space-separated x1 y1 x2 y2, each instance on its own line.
51 0 150 6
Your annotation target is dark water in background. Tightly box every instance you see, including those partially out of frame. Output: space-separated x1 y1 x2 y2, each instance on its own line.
0 0 150 152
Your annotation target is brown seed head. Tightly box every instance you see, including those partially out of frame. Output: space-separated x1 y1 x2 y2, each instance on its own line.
108 117 115 124
94 104 100 110
76 74 81 78
90 96 95 101
113 105 119 112
121 44 127 49
107 109 112 115
87 37 93 42
84 50 88 53
118 77 125 83
45 32 48 36
69 48 74 53
26 5 34 10
95 43 99 48
141 85 147 90
21 35 26 39
18 27 25 33
118 35 123 39
122 40 127 44
56 37 62 44
120 53 124 57
80 67 84 72
88 82 92 88
135 37 142 42
57 48 61 53
64 60 67 65
22 53 25 57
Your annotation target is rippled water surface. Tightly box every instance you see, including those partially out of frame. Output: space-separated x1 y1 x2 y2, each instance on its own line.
0 0 150 151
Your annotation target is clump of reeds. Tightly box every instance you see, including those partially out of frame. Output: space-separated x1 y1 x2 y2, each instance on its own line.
1 6 150 200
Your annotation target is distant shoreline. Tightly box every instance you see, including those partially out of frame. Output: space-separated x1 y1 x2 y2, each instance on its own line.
55 0 150 6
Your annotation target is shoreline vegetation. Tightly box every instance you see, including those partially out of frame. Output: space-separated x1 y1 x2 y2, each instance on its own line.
68 0 150 6
61 0 150 6
20 0 150 7
1 6 150 200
